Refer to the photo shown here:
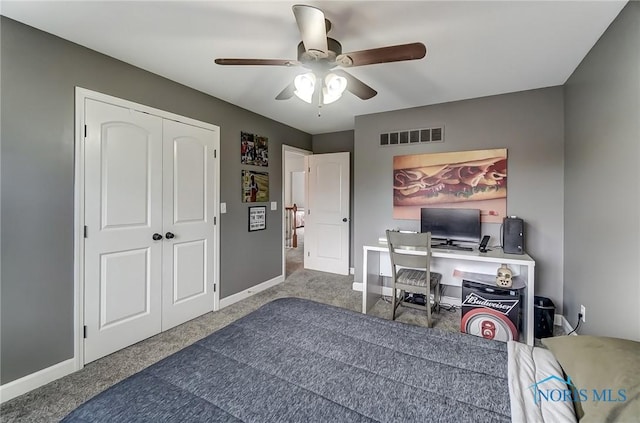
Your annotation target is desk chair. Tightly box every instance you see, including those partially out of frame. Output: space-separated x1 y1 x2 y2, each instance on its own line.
386 230 442 327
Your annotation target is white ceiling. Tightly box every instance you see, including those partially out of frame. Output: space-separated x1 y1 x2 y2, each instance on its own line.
1 1 627 135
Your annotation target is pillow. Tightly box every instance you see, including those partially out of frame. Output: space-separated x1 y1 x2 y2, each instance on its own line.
542 335 640 423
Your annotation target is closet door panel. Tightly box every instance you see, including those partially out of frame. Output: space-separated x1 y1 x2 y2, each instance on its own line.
84 99 163 364
174 139 206 223
162 120 217 330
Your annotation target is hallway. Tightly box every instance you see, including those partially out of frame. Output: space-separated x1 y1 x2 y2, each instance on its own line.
285 227 303 277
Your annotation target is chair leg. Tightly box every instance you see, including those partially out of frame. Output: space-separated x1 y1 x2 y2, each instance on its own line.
426 292 432 328
392 289 404 321
391 287 397 321
433 281 441 313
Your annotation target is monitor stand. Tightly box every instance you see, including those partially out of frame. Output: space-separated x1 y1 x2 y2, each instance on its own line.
432 239 473 251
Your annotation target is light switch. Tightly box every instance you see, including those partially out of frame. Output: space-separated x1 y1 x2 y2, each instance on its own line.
271 201 277 211
220 202 227 213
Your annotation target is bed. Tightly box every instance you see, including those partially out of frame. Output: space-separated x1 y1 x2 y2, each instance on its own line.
62 298 639 422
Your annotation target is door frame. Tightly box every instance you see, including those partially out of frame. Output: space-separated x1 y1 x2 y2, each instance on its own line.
281 144 312 277
74 87 220 371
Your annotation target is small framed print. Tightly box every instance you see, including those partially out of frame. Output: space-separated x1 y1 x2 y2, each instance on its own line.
242 169 269 203
241 131 269 167
248 206 266 232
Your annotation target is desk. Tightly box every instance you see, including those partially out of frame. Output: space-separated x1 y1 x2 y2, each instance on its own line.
360 242 536 345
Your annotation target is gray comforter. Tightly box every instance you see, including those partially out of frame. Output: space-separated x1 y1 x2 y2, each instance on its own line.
63 298 511 422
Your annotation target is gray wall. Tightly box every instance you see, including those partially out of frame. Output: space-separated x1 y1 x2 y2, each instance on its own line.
312 130 355 267
353 88 565 309
564 2 640 341
0 17 311 384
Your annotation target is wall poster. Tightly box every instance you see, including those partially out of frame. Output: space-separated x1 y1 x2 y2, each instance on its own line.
242 170 269 203
241 131 269 166
248 206 267 232
392 148 507 223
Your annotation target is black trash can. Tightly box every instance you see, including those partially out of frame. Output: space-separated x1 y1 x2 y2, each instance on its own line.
534 296 555 338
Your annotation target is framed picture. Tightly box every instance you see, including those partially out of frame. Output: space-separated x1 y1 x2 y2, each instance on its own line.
241 131 269 167
392 148 507 223
242 170 269 203
248 206 266 232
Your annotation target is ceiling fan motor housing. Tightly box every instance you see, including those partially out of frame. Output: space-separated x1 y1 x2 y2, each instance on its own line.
297 38 342 69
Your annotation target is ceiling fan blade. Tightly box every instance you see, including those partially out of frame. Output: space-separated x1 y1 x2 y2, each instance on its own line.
214 58 300 67
292 4 328 56
332 70 377 100
336 42 426 67
275 81 296 100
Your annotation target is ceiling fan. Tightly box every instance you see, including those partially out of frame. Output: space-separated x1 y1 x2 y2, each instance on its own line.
214 4 427 107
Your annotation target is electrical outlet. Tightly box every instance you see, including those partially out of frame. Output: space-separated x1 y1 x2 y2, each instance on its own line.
580 304 586 322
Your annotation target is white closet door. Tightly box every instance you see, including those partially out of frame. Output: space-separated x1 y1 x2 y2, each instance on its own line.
161 119 216 330
84 99 163 363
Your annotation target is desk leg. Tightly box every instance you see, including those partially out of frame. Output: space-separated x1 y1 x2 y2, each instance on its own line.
362 248 382 314
524 264 535 346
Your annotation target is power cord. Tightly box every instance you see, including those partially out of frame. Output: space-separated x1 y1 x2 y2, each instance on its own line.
567 313 583 335
438 303 458 312
436 285 458 312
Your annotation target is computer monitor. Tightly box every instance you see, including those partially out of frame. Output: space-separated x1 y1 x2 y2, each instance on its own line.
420 207 481 245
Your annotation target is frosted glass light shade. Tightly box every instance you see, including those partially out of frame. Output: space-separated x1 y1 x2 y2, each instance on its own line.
294 72 316 103
322 73 347 104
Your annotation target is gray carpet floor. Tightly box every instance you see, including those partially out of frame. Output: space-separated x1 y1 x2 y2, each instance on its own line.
0 232 559 422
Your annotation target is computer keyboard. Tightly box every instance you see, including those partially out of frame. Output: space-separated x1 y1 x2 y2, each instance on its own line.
431 244 474 251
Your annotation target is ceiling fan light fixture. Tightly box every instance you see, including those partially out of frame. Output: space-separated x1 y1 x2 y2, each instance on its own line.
294 72 316 103
322 72 347 104
215 5 425 108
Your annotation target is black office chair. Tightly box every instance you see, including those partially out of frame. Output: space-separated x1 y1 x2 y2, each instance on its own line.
386 230 442 327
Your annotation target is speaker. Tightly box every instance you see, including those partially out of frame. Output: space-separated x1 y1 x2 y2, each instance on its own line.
503 217 525 254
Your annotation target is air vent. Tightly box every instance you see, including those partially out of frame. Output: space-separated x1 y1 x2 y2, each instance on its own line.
379 126 444 147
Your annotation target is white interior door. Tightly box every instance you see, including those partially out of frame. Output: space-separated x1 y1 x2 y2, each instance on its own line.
304 152 350 275
84 99 163 363
161 120 217 330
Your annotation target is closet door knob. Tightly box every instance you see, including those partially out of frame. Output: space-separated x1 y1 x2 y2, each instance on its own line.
165 232 175 239
152 233 163 241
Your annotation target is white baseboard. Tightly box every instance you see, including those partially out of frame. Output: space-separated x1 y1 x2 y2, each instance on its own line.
219 274 285 309
0 358 76 404
556 314 576 335
1 276 289 404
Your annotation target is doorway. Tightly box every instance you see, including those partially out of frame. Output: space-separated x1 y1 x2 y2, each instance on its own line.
282 145 311 277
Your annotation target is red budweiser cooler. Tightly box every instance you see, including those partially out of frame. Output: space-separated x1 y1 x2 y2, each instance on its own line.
460 280 522 342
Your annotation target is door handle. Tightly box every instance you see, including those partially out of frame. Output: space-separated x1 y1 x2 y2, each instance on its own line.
342 218 348 222
165 232 175 239
152 233 163 241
